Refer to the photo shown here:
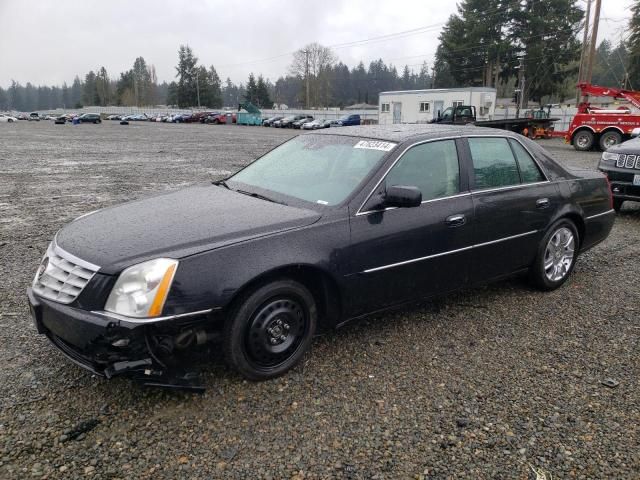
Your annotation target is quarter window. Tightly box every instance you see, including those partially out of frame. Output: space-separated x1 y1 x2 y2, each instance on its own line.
385 140 460 201
509 139 545 183
419 102 430 113
469 137 520 189
381 103 390 113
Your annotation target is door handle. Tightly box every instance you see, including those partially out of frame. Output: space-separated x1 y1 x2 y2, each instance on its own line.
536 198 550 209
445 214 466 227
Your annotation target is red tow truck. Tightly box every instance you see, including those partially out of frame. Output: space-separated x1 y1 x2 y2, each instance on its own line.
566 83 640 151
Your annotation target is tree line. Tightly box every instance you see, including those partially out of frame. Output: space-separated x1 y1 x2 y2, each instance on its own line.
2 1 640 112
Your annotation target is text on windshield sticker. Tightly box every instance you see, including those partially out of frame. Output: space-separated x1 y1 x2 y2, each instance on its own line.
353 140 396 151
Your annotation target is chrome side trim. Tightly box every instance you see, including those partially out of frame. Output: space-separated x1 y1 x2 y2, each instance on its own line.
53 233 101 272
362 230 538 274
91 308 213 324
585 209 615 220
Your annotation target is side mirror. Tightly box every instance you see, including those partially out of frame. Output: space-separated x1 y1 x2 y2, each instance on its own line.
384 185 422 208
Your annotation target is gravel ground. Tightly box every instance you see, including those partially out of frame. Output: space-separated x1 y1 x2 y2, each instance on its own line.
0 121 638 479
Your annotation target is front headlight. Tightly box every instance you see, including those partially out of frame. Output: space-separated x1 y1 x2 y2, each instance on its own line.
601 152 619 162
105 258 178 318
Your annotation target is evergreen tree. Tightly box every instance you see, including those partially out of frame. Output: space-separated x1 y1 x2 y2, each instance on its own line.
175 45 198 107
628 0 640 89
70 76 83 108
244 73 258 105
255 75 272 108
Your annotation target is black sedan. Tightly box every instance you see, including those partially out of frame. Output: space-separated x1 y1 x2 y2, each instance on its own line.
77 113 102 124
27 125 614 384
598 132 640 211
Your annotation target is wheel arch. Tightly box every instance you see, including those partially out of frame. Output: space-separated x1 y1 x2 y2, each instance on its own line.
571 125 596 139
225 264 344 330
600 126 624 136
549 209 585 249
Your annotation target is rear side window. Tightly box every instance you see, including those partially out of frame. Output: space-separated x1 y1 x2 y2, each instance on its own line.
509 139 545 183
385 140 460 201
469 137 520 189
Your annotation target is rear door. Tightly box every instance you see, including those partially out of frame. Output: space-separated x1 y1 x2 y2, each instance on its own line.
345 138 474 316
464 136 560 283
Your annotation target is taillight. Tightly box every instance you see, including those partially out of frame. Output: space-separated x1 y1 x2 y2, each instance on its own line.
604 173 613 209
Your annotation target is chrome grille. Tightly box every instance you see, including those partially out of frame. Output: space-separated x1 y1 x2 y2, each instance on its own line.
32 240 99 304
615 154 640 170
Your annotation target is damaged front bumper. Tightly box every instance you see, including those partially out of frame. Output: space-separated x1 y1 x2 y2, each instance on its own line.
27 288 216 390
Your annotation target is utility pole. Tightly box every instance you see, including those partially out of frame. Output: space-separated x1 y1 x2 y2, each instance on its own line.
576 0 592 104
515 56 525 119
584 0 602 85
303 49 310 109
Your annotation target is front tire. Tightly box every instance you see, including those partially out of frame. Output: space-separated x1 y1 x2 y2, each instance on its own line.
572 130 594 151
613 198 624 212
223 279 317 380
599 131 621 150
529 219 579 291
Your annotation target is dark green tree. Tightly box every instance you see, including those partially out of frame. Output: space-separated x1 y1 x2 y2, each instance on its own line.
255 75 272 108
175 45 198 107
244 73 258 105
628 0 640 89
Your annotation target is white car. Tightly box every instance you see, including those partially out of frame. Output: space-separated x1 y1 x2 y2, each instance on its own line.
0 114 18 123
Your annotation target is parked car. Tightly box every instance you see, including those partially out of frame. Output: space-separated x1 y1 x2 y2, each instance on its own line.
54 115 67 125
301 119 329 130
0 113 18 123
107 114 122 121
336 114 361 126
292 116 314 129
77 113 102 124
598 129 640 211
29 112 41 121
275 115 307 128
263 115 284 127
206 112 236 124
203 112 222 124
27 125 614 385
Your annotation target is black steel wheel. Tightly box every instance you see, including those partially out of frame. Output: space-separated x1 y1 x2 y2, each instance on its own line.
223 279 317 380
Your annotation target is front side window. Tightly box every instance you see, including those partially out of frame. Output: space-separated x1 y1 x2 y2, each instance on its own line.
229 135 394 206
385 140 460 202
469 137 520 189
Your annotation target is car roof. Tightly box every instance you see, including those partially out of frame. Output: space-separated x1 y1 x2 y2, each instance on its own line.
310 124 522 142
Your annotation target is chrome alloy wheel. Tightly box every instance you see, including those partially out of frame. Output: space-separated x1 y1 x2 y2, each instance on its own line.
544 227 575 282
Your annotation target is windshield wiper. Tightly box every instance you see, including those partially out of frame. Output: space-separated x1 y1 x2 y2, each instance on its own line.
214 179 231 189
235 189 287 205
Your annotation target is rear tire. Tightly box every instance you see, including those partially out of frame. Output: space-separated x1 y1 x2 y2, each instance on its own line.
529 219 579 291
572 130 594 151
223 279 317 380
599 131 622 151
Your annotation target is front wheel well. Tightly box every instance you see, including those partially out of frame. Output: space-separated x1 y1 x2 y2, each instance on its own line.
226 265 343 330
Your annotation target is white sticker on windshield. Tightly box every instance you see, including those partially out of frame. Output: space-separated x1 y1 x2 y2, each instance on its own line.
353 140 397 151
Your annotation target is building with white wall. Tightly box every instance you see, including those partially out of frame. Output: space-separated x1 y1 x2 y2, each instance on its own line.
378 87 497 125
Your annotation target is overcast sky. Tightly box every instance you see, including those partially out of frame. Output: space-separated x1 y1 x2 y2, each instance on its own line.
0 0 633 88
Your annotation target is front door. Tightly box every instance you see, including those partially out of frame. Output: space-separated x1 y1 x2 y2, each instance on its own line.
392 102 402 124
434 101 444 120
345 139 474 316
464 136 561 282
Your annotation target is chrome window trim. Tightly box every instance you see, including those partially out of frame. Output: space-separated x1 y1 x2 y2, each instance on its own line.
356 134 550 216
356 136 463 215
356 192 472 216
585 209 615 220
362 230 538 274
91 308 214 324
470 180 550 195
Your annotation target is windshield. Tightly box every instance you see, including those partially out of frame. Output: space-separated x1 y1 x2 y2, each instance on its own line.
228 135 395 206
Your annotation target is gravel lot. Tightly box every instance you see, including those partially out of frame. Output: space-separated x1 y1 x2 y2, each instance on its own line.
0 121 638 479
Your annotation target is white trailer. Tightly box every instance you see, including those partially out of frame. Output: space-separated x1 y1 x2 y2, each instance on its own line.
378 87 497 125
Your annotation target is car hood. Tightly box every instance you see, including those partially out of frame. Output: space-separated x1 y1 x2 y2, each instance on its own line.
56 185 321 274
